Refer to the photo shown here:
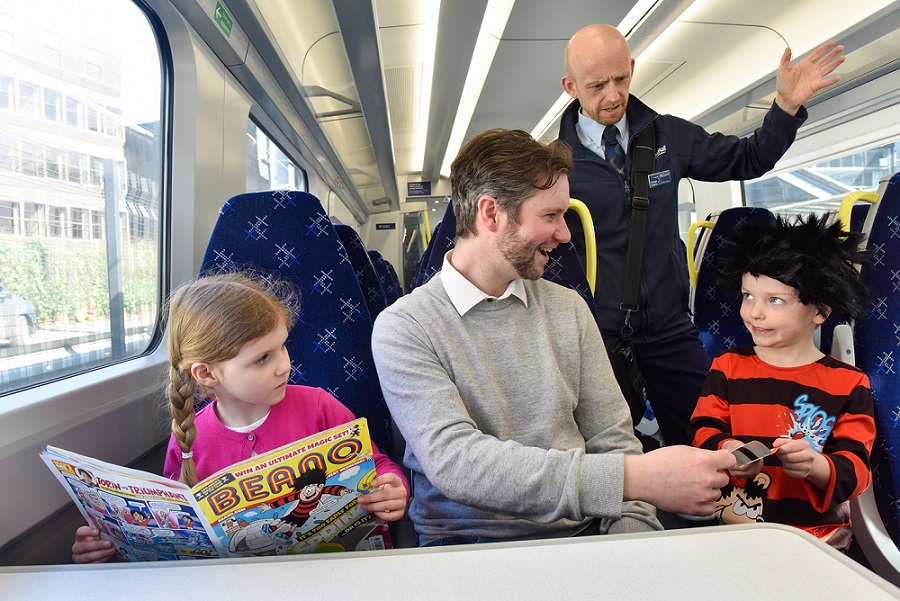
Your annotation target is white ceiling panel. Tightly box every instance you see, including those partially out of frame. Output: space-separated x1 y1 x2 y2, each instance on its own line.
188 0 900 216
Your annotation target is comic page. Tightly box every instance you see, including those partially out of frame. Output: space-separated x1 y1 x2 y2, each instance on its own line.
40 447 226 560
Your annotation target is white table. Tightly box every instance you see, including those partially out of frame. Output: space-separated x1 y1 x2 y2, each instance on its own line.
3 524 899 600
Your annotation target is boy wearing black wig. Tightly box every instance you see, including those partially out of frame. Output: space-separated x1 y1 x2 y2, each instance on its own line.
688 213 875 550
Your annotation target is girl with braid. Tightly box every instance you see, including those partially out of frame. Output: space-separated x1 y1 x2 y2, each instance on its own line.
688 213 875 550
72 272 407 562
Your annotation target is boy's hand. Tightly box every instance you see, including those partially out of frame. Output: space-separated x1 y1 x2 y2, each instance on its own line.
358 473 408 522
773 438 831 489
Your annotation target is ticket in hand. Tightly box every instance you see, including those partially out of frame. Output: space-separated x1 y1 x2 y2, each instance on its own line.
731 441 774 466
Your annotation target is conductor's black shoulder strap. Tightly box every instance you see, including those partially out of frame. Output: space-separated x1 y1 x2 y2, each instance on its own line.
619 124 657 329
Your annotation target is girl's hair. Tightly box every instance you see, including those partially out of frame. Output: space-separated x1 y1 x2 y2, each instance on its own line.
166 271 298 486
717 212 870 321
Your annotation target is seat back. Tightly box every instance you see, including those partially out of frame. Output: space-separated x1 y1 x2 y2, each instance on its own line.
412 212 455 290
851 201 873 233
409 225 439 291
819 192 880 354
200 190 394 455
542 242 600 327
691 207 776 359
851 172 900 576
368 250 403 306
334 224 388 320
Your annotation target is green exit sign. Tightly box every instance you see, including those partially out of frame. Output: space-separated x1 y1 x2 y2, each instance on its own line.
214 1 233 39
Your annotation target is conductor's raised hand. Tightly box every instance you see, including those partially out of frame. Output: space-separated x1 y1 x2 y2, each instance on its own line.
775 40 845 116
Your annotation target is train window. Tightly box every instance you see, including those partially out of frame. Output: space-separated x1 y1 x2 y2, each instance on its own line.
246 119 307 193
0 0 163 395
744 140 900 214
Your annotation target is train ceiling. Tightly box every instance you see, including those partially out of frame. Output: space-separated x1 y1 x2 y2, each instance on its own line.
178 0 900 217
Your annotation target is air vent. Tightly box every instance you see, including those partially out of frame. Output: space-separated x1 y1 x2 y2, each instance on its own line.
385 65 418 130
631 59 685 97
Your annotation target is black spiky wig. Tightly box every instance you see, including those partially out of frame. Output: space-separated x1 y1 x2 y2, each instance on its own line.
717 213 870 321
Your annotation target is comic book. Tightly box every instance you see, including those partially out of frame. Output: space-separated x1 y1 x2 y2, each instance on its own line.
40 417 391 561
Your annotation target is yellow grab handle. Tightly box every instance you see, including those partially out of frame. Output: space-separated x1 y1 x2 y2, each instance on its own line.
837 191 878 232
568 198 596 294
687 220 715 288
421 207 432 247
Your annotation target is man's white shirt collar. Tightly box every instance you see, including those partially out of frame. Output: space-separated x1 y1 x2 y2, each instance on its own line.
575 110 629 159
439 250 528 316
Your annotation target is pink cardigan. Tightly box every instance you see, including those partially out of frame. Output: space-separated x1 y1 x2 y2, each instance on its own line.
164 385 407 491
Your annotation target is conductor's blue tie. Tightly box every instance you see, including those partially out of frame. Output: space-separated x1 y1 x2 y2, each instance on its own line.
603 125 625 177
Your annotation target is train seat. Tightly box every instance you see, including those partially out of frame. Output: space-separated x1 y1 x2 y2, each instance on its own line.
819 191 880 356
334 223 388 320
690 207 776 360
368 250 404 306
411 212 455 291
851 201 873 233
543 242 600 326
850 172 900 585
199 190 396 460
408 225 438 291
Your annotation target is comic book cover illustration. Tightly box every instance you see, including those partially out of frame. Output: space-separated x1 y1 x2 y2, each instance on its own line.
40 417 390 560
192 417 392 556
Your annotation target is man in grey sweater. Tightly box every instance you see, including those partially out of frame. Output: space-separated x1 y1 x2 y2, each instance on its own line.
372 128 736 546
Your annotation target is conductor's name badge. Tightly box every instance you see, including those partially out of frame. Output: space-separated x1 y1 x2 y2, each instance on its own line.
649 170 672 188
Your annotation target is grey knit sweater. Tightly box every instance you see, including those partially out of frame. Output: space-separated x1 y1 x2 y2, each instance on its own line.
372 274 661 544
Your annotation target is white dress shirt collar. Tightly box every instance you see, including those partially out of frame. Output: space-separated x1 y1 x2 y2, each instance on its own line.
575 109 629 159
439 250 528 316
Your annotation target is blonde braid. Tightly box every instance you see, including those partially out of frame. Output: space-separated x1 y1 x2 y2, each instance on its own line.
168 362 199 487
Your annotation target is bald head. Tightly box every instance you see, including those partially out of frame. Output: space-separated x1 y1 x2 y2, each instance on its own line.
562 24 635 126
564 24 631 79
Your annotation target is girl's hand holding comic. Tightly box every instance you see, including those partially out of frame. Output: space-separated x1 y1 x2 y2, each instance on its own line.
721 439 764 479
773 438 831 489
72 525 115 563
358 473 408 522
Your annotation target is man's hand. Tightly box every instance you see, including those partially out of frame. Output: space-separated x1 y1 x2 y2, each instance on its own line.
624 446 736 516
775 40 845 116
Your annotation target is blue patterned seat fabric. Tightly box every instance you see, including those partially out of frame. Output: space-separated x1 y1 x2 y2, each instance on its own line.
692 207 776 360
412 200 599 325
334 223 388 320
199 190 395 457
851 201 872 234
854 172 900 550
412 213 454 291
368 250 403 306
